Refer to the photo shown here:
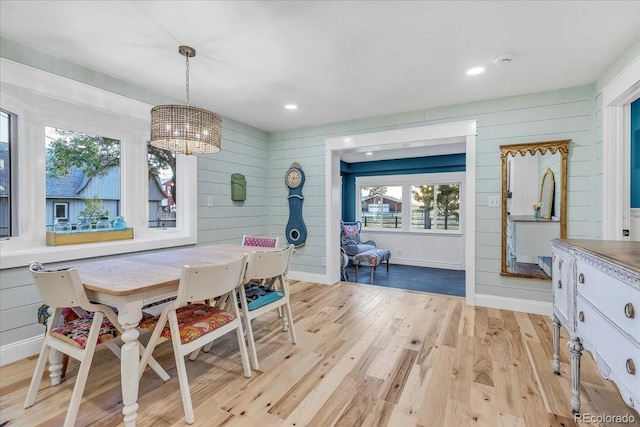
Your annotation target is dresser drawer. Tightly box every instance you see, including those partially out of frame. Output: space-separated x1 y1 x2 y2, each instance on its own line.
576 259 640 343
577 297 640 404
552 250 571 325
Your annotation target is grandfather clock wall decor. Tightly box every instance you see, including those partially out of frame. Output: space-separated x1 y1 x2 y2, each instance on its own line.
285 162 307 247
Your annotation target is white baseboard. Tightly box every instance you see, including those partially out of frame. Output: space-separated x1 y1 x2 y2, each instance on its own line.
391 258 463 270
288 270 332 285
1 334 43 367
474 293 552 316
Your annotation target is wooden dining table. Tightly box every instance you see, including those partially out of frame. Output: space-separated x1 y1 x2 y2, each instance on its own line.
66 243 277 427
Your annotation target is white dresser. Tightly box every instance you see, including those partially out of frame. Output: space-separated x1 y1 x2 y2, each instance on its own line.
551 239 640 414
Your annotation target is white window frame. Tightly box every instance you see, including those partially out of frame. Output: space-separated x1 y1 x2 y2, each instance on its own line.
0 59 197 269
53 202 69 221
356 172 464 235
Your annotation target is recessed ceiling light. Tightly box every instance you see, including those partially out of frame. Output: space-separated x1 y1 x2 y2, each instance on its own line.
365 152 373 156
284 104 298 110
466 67 485 76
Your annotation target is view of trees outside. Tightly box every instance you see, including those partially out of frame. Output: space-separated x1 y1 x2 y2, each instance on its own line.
359 183 460 231
0 110 10 237
411 184 460 230
45 127 121 230
45 127 176 230
148 143 176 228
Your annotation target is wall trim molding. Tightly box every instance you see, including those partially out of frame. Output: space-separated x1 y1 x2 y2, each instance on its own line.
475 293 552 316
601 54 640 240
325 120 477 306
0 334 43 367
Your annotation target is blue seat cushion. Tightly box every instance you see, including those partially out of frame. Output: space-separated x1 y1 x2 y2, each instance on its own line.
242 284 284 311
344 243 377 257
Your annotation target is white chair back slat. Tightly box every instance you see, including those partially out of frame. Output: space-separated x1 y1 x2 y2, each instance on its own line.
244 245 294 283
30 264 92 311
175 254 247 306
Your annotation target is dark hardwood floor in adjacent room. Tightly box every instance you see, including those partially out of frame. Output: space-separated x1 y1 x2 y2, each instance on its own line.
1 281 637 426
344 263 465 296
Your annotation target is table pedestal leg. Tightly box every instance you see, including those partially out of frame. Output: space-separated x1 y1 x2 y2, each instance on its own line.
48 348 63 386
119 312 141 426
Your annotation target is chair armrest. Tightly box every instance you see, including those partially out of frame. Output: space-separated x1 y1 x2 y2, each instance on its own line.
342 241 359 257
361 240 377 248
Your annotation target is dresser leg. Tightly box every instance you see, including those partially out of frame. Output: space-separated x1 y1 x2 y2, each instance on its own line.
552 315 561 374
568 337 583 414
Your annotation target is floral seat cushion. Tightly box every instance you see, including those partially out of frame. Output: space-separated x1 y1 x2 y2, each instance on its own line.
50 313 119 349
352 248 391 267
138 304 235 345
243 236 277 247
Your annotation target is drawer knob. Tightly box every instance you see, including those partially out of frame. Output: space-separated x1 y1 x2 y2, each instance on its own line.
578 311 585 322
624 303 635 319
578 273 585 284
557 280 562 289
627 359 636 375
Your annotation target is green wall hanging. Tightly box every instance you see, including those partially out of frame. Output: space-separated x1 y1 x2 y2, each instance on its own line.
231 173 246 201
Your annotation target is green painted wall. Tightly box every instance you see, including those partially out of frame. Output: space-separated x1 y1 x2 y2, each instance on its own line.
270 85 598 302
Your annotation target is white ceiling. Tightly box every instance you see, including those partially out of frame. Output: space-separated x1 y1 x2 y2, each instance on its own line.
1 0 639 139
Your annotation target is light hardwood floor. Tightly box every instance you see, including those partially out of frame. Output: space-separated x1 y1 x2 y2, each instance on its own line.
1 281 638 426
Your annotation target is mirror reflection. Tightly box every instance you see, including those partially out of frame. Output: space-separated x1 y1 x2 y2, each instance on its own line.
501 140 570 279
539 168 555 219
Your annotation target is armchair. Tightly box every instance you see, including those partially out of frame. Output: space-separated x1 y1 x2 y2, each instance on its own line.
340 220 377 257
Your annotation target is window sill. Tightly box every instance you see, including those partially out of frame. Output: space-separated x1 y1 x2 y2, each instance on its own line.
360 228 463 237
0 230 196 270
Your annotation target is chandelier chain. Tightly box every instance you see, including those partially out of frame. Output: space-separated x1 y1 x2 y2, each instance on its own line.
185 54 190 106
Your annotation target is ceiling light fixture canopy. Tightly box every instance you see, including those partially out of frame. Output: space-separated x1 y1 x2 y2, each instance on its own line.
150 45 221 155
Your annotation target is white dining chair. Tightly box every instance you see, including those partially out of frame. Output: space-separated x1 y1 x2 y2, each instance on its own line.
239 244 297 370
25 262 170 427
241 235 279 286
137 254 252 425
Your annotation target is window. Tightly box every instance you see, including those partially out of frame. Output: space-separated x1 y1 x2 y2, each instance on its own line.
148 144 177 228
410 183 460 230
0 59 198 269
45 127 121 231
356 173 463 233
360 185 402 228
0 110 12 238
53 203 69 221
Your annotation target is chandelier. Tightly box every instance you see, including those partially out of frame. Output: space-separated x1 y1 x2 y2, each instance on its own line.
150 46 221 155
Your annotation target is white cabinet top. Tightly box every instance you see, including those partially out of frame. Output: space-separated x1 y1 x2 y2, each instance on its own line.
553 239 640 275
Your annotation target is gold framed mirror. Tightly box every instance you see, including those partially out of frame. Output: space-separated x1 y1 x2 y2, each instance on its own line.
500 140 570 279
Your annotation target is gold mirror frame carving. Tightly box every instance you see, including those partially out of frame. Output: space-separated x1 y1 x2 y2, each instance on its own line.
500 139 570 279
